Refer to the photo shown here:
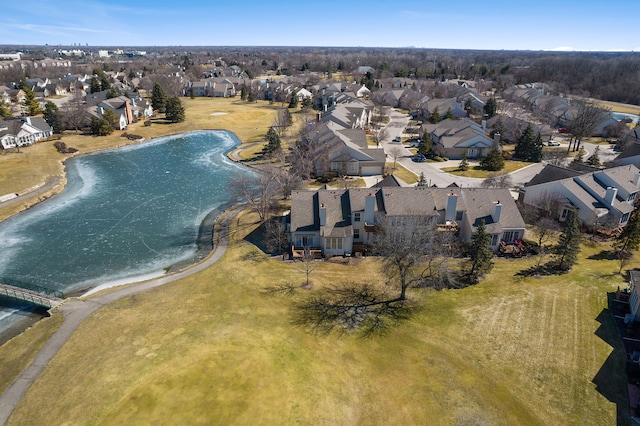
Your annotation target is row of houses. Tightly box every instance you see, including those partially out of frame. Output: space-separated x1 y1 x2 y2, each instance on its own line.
0 117 53 149
288 186 526 257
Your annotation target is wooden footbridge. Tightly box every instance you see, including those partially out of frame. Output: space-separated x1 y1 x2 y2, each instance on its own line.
0 276 64 309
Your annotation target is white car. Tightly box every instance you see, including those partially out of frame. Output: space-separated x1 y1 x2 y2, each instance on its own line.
546 140 560 147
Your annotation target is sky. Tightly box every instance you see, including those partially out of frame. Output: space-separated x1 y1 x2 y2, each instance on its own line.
1 0 639 52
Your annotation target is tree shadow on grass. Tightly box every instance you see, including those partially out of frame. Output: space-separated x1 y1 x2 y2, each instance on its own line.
515 261 567 277
589 250 618 261
243 220 268 253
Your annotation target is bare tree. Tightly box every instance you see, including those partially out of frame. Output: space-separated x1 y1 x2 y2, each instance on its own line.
264 216 289 255
567 100 606 152
231 171 278 223
542 149 570 166
389 147 403 172
371 127 387 147
60 90 89 131
273 107 292 137
481 172 512 189
533 217 560 271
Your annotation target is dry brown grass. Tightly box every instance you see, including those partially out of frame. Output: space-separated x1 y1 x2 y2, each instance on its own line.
4 211 626 425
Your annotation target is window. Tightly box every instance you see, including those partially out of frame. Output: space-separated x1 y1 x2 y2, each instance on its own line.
389 216 406 227
629 192 637 203
326 238 343 250
330 162 340 171
456 211 463 221
354 229 360 239
502 231 515 243
491 234 498 246
354 212 361 222
621 212 630 223
348 162 359 174
296 235 314 247
560 208 569 220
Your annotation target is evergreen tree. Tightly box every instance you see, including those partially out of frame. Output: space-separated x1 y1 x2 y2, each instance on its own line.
89 77 102 94
43 101 63 133
240 83 248 101
263 126 281 155
572 147 586 164
445 107 455 120
484 97 497 118
165 96 185 123
107 86 120 99
288 91 298 108
20 80 41 116
480 148 504 171
467 221 494 280
100 74 111 91
515 124 543 162
458 152 469 171
151 83 167 113
0 101 12 119
429 107 441 124
417 132 432 156
586 146 601 167
554 208 581 271
417 172 427 187
301 96 313 109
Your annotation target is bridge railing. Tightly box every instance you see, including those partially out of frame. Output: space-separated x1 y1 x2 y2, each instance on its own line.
0 287 53 308
0 276 64 299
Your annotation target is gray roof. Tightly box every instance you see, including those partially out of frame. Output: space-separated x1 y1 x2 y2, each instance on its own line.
459 188 526 234
525 164 582 187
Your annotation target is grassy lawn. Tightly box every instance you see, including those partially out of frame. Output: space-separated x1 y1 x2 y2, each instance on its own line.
3 211 627 425
594 100 640 115
0 313 63 395
385 162 418 185
0 98 279 221
442 160 532 178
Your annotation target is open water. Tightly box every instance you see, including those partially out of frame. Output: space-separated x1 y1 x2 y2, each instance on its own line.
0 130 253 334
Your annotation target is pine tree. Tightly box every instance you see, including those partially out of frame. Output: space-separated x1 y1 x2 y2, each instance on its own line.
458 152 469 171
429 107 440 124
43 101 62 133
445 107 455 120
89 77 102 94
616 209 640 259
480 148 504 171
20 80 41 116
151 83 167 113
417 132 432 156
554 208 581 271
165 96 185 123
515 124 543 162
417 172 427 187
468 221 494 280
288 91 298 108
572 147 586 164
240 83 248 101
263 126 281 156
586 146 601 167
484 97 497 118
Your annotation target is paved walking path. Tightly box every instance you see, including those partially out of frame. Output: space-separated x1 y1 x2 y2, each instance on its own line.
0 209 233 425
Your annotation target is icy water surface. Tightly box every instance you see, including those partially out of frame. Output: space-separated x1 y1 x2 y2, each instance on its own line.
0 130 253 332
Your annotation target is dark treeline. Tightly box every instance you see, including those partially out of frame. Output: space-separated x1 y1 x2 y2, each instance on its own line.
2 45 640 104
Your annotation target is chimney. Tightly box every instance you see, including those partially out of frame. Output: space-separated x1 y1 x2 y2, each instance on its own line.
493 132 501 149
481 119 487 132
319 203 327 226
24 116 31 125
604 187 618 207
364 193 375 224
124 99 133 124
634 172 640 188
445 193 458 222
492 201 502 223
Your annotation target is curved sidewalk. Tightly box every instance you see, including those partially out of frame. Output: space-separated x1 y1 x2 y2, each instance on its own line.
0 209 233 425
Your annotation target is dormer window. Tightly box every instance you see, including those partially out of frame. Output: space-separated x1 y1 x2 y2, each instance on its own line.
354 212 361 222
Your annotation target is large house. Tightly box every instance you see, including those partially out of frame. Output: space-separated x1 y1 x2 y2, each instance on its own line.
306 122 385 177
288 186 526 257
0 117 53 149
521 164 640 228
423 118 497 160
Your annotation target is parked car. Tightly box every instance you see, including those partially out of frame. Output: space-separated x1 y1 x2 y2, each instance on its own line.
558 128 569 133
546 140 560 146
412 154 426 162
406 139 421 148
393 136 402 143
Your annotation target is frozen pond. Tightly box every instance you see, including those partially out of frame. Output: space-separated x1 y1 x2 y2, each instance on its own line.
0 130 253 332
611 111 639 125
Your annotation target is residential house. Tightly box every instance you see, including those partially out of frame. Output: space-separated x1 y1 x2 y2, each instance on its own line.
86 96 133 130
288 187 526 257
307 122 385 177
425 98 468 119
321 102 372 130
521 164 640 228
0 117 52 148
424 118 497 160
628 271 640 322
613 142 640 168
